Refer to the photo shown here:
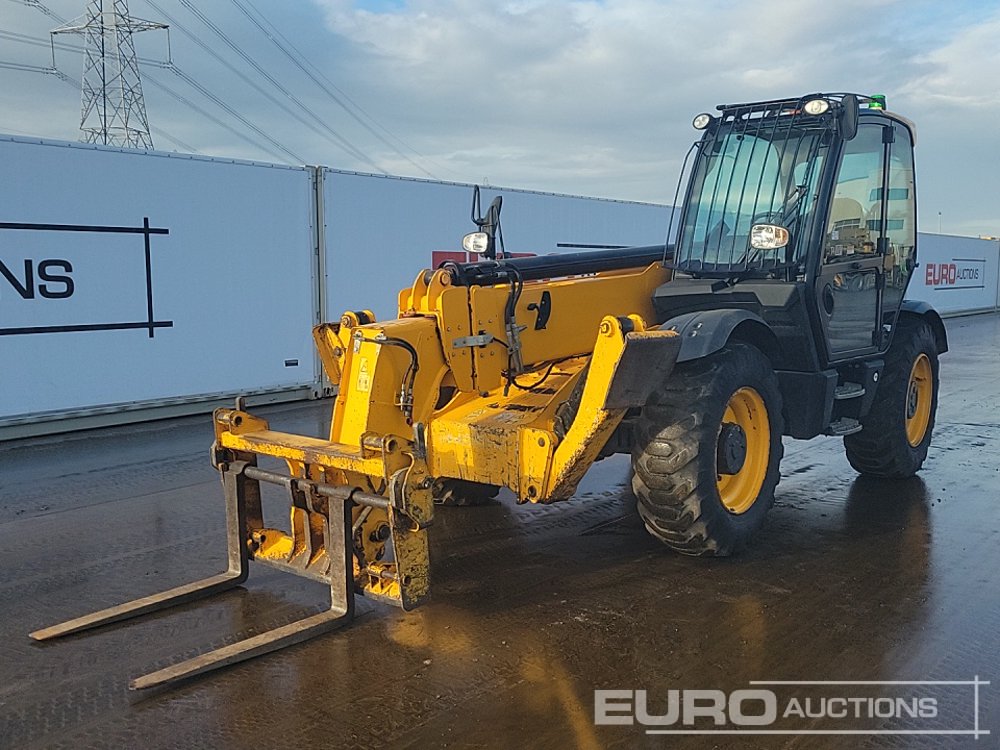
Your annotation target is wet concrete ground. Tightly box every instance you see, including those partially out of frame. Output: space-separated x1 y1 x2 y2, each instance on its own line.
1 314 998 749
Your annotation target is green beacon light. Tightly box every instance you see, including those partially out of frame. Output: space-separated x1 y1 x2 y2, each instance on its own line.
870 94 887 110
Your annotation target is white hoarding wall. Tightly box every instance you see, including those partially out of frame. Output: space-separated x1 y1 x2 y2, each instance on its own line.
321 170 671 320
4 135 997 434
907 232 1000 315
0 137 318 425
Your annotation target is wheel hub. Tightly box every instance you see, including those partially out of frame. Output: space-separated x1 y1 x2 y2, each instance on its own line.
905 353 933 447
716 386 770 515
717 422 748 475
907 383 919 418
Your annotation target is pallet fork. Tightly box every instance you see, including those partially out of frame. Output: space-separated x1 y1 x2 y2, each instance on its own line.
30 455 367 690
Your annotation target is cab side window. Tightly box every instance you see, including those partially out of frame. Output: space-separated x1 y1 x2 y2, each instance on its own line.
881 124 916 318
823 124 883 263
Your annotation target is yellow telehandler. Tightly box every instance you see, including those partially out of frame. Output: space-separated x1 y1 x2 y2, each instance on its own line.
33 93 946 689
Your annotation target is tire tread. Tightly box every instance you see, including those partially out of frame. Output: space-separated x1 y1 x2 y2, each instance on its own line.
631 343 784 556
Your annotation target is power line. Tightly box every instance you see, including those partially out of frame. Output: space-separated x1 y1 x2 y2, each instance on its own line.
146 65 305 164
10 0 62 23
238 0 423 157
229 0 439 178
231 0 434 177
0 27 171 68
173 0 385 172
0 56 197 153
0 122 50 137
0 58 53 73
2 28 201 153
13 0 302 163
147 124 195 152
50 68 197 153
140 0 373 167
12 0 438 175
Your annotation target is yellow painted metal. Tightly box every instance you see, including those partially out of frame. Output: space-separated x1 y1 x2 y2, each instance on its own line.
543 315 653 500
425 364 581 491
464 263 666 392
252 527 294 561
214 404 433 607
716 387 770 514
219 429 385 476
906 353 933 447
397 270 475 391
313 322 344 386
212 256 674 611
332 316 446 447
435 287 476 392
426 315 679 502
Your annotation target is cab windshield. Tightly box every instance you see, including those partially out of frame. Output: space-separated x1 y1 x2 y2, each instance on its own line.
675 117 830 277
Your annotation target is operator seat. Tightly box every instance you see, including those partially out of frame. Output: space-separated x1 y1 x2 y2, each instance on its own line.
828 197 864 230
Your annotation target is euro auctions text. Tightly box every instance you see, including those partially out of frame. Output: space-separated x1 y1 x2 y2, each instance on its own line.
594 678 990 738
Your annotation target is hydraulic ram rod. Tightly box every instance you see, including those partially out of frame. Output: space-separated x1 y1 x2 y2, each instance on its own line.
445 244 674 286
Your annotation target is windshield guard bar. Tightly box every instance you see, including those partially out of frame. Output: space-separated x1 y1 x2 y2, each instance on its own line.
672 94 866 279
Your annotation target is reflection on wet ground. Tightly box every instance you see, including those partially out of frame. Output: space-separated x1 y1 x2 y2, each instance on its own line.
1 314 998 748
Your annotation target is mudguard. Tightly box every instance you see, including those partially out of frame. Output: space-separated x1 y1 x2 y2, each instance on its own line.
899 300 949 353
661 309 778 363
604 326 683 409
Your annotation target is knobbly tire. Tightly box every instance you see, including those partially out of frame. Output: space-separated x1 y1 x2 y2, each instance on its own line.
845 319 939 478
434 479 501 507
631 343 784 556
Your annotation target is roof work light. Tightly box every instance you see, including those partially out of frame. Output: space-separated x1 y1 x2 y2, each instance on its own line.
803 98 831 115
692 113 713 130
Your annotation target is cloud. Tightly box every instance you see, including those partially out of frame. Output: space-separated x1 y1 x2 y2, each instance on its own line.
307 0 999 232
308 1 905 176
892 8 1000 236
898 13 1000 109
1 0 997 233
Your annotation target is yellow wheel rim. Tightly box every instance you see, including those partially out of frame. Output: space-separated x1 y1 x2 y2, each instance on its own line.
716 387 770 514
905 353 933 447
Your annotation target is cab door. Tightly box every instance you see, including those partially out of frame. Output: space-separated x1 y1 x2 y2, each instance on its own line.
815 121 891 360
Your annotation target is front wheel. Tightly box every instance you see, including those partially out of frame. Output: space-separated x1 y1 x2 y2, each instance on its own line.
631 343 784 556
845 319 940 478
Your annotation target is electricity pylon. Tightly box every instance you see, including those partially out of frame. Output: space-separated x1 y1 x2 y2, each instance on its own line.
52 1 167 149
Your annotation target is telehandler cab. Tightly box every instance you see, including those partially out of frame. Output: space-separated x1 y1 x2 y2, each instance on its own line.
33 93 946 689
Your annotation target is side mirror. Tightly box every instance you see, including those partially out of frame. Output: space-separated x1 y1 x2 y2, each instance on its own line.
838 94 859 141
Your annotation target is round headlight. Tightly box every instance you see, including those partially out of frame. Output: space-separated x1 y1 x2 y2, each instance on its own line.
803 98 830 116
692 113 713 130
750 223 790 250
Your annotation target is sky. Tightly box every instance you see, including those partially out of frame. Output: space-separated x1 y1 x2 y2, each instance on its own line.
1 0 999 237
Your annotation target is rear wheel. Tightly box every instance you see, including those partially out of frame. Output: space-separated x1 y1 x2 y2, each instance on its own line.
845 320 939 478
631 343 784 556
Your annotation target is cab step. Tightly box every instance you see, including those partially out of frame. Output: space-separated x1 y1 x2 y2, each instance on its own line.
834 382 866 400
827 417 863 436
